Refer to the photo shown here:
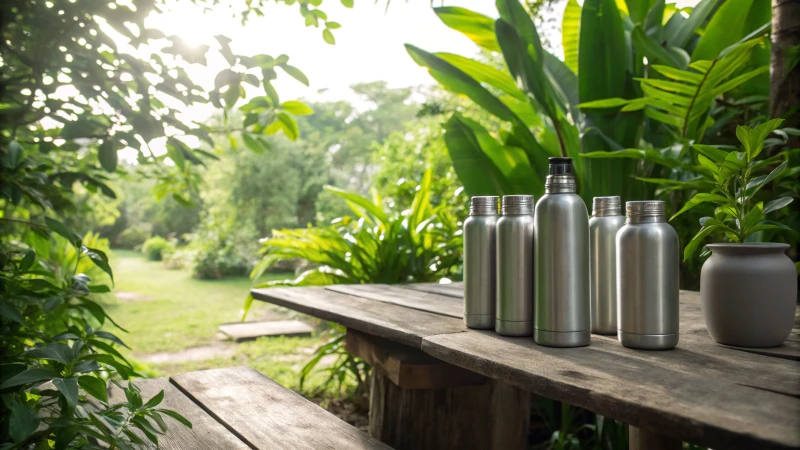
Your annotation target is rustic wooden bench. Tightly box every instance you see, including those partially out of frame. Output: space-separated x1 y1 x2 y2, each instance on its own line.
109 366 392 449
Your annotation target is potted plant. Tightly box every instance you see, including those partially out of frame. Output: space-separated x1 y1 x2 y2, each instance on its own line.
674 119 797 348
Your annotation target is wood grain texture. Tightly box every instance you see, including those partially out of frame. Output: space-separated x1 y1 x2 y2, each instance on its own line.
368 369 529 450
171 367 392 450
421 330 800 450
629 426 681 450
345 329 485 389
107 378 249 450
252 286 466 348
327 284 463 319
400 283 463 298
218 320 313 342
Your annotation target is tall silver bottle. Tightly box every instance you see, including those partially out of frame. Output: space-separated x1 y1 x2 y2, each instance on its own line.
589 196 625 335
617 201 680 350
495 195 535 336
463 196 499 329
534 158 591 347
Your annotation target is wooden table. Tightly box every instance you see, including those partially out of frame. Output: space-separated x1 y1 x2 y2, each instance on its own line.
251 283 800 450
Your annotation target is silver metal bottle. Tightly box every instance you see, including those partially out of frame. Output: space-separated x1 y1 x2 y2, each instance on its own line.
617 201 680 350
495 195 535 336
589 196 625 335
463 196 499 329
534 158 591 347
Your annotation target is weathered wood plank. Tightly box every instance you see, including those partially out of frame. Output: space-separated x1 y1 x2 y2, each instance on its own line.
252 286 466 348
171 367 392 450
369 368 529 450
218 320 313 342
326 284 463 319
421 330 800 450
345 329 485 389
401 283 463 298
108 378 249 450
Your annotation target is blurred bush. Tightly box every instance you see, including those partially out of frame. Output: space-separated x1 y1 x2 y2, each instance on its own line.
141 236 173 261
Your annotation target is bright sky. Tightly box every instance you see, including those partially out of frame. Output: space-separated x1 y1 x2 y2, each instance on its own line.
146 0 521 111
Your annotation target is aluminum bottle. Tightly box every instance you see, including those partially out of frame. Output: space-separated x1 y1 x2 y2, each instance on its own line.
495 195 535 336
617 201 680 350
463 196 499 329
589 196 625 335
534 158 591 347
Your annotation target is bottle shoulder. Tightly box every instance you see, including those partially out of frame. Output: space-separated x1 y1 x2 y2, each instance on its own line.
618 222 679 241
589 215 626 231
464 215 499 227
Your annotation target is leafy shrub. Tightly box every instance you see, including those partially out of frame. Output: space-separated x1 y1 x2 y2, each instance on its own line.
185 213 260 279
246 169 462 396
116 225 151 250
1 221 191 448
141 236 173 262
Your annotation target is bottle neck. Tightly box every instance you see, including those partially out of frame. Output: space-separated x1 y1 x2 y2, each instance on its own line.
626 215 666 224
545 175 576 194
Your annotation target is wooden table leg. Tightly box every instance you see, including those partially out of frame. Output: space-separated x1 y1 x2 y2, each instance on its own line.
629 425 681 450
346 329 529 450
369 368 529 450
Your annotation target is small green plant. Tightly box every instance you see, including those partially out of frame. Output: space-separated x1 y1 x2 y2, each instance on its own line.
141 236 173 262
674 119 796 260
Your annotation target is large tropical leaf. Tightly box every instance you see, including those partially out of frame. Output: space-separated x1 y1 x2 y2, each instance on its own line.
433 7 500 52
581 37 768 141
435 53 525 101
665 0 720 49
561 0 581 73
443 114 542 198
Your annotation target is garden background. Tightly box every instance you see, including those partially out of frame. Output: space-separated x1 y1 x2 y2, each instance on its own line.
1 0 797 448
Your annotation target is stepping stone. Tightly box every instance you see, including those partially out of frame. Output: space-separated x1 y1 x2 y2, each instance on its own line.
218 320 314 342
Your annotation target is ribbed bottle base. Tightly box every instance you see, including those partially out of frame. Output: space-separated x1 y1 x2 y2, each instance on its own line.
618 331 678 350
464 314 495 329
495 319 533 336
534 329 591 347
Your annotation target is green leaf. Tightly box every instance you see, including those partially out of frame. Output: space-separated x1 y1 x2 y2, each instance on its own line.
20 249 36 271
45 217 81 247
78 376 109 403
632 26 688 69
54 378 79 411
279 64 309 86
25 342 76 365
742 202 764 232
322 29 335 45
684 222 720 260
763 197 794 215
84 247 114 283
242 134 268 154
561 0 581 73
668 0 720 48
324 186 389 224
155 409 193 428
692 144 730 164
748 221 797 234
579 0 628 104
89 284 111 293
10 400 40 443
436 53 525 101
94 330 129 348
0 301 25 325
280 101 314 116
0 368 60 388
142 389 165 409
691 0 768 61
578 98 632 109
737 118 784 159
750 161 788 197
433 7 499 52
340 0 353 8
671 193 730 221
98 140 118 172
697 154 718 176
276 113 299 141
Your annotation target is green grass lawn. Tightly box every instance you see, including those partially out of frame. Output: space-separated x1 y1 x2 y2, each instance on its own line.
105 250 341 394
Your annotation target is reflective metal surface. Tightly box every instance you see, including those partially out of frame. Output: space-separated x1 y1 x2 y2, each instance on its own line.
496 195 534 336
534 158 590 347
589 197 625 335
617 201 680 350
464 196 499 329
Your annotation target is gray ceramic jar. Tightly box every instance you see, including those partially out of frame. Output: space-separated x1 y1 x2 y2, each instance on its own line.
700 243 797 348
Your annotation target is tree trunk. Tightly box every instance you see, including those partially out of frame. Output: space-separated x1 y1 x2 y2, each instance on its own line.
770 0 800 128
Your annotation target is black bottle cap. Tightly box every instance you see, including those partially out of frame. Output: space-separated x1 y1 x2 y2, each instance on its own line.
549 157 573 175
